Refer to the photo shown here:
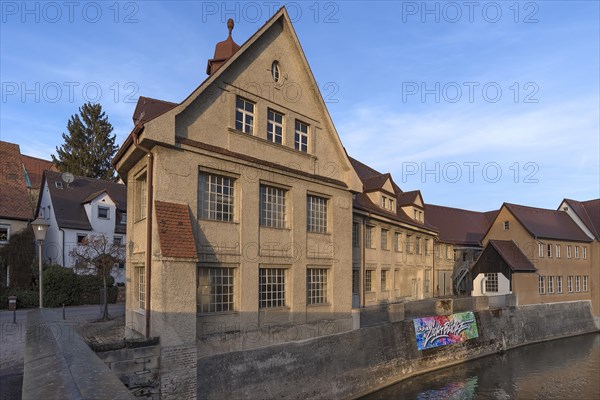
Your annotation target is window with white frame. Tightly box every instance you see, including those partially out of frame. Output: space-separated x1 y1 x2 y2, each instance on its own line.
538 243 544 258
556 244 561 258
365 270 373 292
197 266 235 313
485 273 498 292
307 268 328 305
575 246 580 259
539 276 545 294
136 266 145 311
381 229 389 250
582 247 587 259
548 276 554 294
235 97 254 134
381 269 389 291
267 109 283 144
294 120 309 152
260 185 286 228
576 275 581 292
98 206 110 219
568 276 573 293
0 225 9 244
557 276 563 293
567 245 572 258
136 173 147 220
583 275 588 292
259 268 286 308
395 232 402 252
503 221 510 230
366 226 374 248
199 172 235 222
547 244 552 258
307 195 327 233
352 222 359 248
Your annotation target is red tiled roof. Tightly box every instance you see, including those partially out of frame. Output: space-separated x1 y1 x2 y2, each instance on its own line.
154 201 198 259
425 204 497 246
397 191 421 207
132 96 178 125
488 240 536 272
21 154 57 189
505 203 592 242
0 141 33 221
562 198 600 240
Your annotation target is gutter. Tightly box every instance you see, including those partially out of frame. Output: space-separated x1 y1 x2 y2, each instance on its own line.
132 128 154 338
59 228 65 267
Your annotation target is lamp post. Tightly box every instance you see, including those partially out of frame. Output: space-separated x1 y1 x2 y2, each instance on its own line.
31 218 49 308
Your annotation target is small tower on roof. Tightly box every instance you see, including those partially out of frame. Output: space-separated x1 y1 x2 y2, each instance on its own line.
206 18 241 75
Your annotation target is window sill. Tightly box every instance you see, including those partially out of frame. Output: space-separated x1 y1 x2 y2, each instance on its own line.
197 311 238 317
134 309 145 316
228 127 316 159
198 218 239 225
307 303 331 308
259 306 290 312
260 225 291 231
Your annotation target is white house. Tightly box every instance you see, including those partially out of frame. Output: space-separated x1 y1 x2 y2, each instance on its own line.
36 170 127 283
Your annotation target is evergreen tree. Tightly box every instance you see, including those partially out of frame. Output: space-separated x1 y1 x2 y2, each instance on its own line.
52 102 119 181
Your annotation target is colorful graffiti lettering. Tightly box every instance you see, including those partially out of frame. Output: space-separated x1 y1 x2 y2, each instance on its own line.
413 311 479 350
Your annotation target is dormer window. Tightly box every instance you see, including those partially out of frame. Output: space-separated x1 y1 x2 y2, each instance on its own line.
381 197 386 208
388 199 394 211
55 181 63 189
98 206 110 219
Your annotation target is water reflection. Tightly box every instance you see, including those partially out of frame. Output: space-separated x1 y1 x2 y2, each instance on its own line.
363 333 600 399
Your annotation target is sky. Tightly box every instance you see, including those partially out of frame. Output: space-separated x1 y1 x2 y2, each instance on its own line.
1 1 599 211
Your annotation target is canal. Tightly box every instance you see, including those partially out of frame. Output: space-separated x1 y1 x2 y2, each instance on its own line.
362 333 600 399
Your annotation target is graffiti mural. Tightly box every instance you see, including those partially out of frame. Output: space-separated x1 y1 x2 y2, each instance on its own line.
413 311 479 350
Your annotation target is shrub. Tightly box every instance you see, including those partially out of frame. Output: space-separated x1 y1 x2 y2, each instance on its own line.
43 265 79 307
0 288 39 309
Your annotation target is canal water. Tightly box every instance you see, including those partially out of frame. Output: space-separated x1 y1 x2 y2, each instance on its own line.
362 333 600 399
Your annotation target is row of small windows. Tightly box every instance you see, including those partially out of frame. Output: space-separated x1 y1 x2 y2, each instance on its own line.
196 266 328 313
353 223 430 254
363 269 430 294
236 96 310 153
199 172 328 233
537 243 587 259
538 275 588 294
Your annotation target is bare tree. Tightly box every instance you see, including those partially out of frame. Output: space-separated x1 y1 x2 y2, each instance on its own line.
70 234 125 321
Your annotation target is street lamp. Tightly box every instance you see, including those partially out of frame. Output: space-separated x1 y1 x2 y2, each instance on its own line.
31 218 49 308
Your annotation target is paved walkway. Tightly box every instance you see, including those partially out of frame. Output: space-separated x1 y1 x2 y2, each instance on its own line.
0 304 125 399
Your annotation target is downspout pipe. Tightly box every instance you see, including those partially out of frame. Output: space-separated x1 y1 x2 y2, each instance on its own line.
132 128 153 338
59 228 65 267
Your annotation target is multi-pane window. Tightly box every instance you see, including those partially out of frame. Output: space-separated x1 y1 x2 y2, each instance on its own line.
365 270 373 292
197 267 235 313
352 269 359 294
485 273 498 292
260 185 286 228
503 221 510 230
136 266 145 310
425 239 430 255
352 222 360 248
405 235 412 253
259 268 286 308
547 244 552 258
557 276 563 293
98 206 109 219
394 269 400 289
235 97 254 134
381 270 389 291
307 268 328 305
294 120 309 152
394 232 402 252
381 229 389 250
539 276 545 294
307 195 327 233
575 246 580 259
556 244 561 258
0 225 9 244
365 226 374 248
568 276 573 293
538 243 544 258
267 109 283 144
576 276 581 292
415 237 421 255
583 247 587 259
424 270 430 293
381 197 386 209
199 173 235 222
583 275 588 292
548 276 554 294
137 173 147 220
567 245 572 258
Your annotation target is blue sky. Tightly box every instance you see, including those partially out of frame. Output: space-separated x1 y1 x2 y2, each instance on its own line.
1 1 598 211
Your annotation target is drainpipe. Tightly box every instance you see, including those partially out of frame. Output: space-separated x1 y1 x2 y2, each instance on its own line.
432 239 436 297
361 217 368 308
133 129 153 338
59 228 65 267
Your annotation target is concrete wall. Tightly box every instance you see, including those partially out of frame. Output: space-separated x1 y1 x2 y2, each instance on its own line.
197 301 598 400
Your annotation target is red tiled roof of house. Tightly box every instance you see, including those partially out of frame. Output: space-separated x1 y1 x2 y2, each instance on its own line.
425 204 497 246
562 198 600 240
132 96 178 125
505 203 592 242
0 141 33 221
488 240 536 272
21 154 57 189
154 201 198 259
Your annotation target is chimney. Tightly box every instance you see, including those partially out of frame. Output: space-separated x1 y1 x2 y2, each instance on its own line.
206 18 241 75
